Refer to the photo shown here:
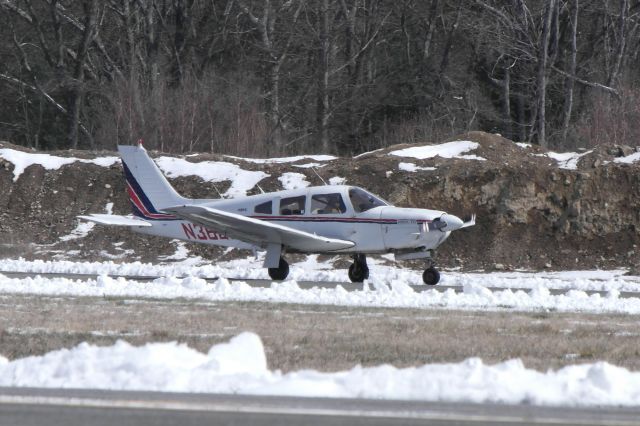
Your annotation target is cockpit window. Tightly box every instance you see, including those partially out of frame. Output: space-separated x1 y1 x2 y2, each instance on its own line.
311 193 346 214
348 187 388 212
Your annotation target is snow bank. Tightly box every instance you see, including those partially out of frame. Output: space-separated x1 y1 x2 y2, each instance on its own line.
1 332 639 406
0 261 639 313
389 141 486 161
0 148 118 182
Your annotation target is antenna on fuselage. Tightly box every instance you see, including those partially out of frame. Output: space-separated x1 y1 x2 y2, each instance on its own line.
311 168 328 185
211 183 226 199
256 184 266 194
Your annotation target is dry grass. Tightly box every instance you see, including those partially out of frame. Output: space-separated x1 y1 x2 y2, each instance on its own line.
1 294 640 372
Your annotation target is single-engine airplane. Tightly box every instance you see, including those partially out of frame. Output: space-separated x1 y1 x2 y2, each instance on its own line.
80 144 475 285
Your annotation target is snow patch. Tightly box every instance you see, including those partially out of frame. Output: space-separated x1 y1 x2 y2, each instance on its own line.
389 141 486 161
544 150 593 170
154 157 268 198
278 172 310 190
515 142 532 149
329 176 346 185
398 162 437 172
226 155 336 164
614 152 640 164
0 148 119 182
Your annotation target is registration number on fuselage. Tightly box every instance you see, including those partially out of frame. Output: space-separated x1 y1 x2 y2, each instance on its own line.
181 223 229 240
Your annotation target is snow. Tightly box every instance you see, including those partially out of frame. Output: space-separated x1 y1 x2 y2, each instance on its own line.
544 150 592 170
226 155 336 164
1 332 640 406
0 257 640 314
515 142 532 149
329 176 346 185
398 162 437 172
278 172 310 190
614 151 640 164
389 141 486 161
1 257 640 405
0 148 119 182
154 156 268 198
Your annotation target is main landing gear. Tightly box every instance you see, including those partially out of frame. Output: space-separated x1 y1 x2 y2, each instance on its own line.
348 254 369 283
268 257 289 281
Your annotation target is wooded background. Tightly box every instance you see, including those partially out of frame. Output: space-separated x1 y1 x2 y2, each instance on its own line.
1 0 639 155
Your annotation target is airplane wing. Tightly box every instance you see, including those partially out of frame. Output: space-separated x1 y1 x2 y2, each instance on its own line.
78 214 152 227
163 205 355 252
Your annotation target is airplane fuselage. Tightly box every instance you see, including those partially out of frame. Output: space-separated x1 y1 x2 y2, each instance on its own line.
132 185 455 255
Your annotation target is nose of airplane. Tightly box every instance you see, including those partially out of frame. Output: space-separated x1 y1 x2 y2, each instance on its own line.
439 213 464 231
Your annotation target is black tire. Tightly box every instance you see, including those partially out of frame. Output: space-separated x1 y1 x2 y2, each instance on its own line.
348 262 369 283
422 267 440 285
268 257 289 281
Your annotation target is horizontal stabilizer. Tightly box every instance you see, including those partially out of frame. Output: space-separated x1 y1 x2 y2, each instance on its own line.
164 204 355 252
78 214 152 227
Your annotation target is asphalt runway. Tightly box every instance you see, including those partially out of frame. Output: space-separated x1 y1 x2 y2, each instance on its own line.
1 387 639 426
0 270 638 298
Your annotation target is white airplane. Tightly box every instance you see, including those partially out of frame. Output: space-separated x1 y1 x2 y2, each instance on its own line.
80 144 475 284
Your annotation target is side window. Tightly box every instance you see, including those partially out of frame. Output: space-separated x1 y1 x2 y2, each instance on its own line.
279 196 306 215
254 201 272 214
311 193 346 214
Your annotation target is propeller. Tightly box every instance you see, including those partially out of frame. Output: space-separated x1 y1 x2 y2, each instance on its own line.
427 214 464 232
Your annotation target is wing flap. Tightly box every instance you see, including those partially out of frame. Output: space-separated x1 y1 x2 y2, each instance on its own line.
164 205 354 252
78 214 152 227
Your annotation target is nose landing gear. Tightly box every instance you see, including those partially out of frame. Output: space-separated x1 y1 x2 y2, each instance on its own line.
422 266 440 285
422 257 440 285
348 254 369 283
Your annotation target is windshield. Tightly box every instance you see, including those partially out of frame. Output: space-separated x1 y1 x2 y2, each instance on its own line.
348 187 388 212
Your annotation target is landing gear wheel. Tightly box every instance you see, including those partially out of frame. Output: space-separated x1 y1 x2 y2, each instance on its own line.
268 257 289 281
422 267 440 285
348 263 370 283
348 254 369 283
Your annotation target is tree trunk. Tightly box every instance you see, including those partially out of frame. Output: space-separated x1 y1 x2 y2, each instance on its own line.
68 0 97 149
536 0 555 148
316 0 330 153
561 0 578 146
502 64 512 140
607 0 628 87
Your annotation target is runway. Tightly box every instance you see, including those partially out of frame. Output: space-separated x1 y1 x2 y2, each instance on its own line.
0 270 637 298
1 387 639 426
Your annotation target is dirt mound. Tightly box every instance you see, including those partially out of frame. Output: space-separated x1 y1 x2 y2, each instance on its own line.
0 134 638 271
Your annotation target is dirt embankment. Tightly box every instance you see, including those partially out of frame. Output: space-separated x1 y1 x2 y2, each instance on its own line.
0 131 638 271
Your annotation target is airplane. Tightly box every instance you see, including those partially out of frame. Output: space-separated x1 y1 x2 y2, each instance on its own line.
80 143 475 285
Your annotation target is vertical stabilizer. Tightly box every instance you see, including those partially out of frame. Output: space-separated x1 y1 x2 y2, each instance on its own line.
118 144 189 219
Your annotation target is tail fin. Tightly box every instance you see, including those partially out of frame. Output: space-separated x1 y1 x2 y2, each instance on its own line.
118 144 189 220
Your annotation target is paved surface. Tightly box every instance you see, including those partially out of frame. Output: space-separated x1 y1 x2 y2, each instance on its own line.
0 271 638 298
1 387 640 426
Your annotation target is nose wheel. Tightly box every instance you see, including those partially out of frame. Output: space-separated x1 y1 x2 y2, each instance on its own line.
422 266 440 285
268 257 290 281
348 254 369 283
